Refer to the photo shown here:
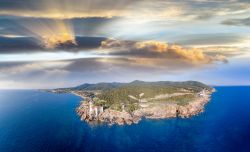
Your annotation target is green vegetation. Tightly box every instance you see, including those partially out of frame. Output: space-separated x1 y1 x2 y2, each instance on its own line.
168 94 195 106
93 98 106 107
110 103 122 111
147 94 196 106
71 80 212 92
125 103 140 113
96 82 204 111
54 80 211 112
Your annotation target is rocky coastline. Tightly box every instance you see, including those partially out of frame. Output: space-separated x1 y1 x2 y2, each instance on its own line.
75 89 214 125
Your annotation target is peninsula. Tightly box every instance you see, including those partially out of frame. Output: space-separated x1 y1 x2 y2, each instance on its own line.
49 80 215 125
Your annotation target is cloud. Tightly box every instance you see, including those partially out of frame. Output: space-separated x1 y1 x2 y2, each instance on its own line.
0 57 208 89
0 0 249 89
0 0 249 20
201 46 250 58
179 0 250 21
0 16 117 39
2 56 250 89
0 16 117 49
0 36 106 53
0 61 71 76
0 0 133 19
0 34 243 63
174 33 247 46
0 0 249 48
101 39 228 64
221 17 250 26
0 60 71 89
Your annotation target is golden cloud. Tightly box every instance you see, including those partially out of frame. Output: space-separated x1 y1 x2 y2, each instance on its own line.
0 10 122 19
1 0 249 20
0 0 131 19
101 39 228 64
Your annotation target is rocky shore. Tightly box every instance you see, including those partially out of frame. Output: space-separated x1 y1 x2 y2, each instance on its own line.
75 89 214 125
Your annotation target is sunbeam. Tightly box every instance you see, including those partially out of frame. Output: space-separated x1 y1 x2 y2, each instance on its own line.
1 0 135 48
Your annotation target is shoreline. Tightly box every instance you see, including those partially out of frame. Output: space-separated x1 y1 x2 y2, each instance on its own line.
74 89 214 125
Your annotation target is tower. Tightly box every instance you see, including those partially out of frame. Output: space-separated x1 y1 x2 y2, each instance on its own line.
89 101 93 115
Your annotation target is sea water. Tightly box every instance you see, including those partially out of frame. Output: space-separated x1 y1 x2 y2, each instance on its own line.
0 87 250 152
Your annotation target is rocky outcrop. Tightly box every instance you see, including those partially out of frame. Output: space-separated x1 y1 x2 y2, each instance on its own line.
133 104 178 119
76 104 141 125
99 110 141 125
76 90 214 125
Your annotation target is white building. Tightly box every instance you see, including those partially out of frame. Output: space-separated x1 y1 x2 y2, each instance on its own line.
89 101 94 115
198 90 206 97
89 101 103 117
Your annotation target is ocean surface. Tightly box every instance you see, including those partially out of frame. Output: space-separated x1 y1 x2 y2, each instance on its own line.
0 87 250 152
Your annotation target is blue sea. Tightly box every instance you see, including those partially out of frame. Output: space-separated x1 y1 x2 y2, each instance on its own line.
0 87 250 152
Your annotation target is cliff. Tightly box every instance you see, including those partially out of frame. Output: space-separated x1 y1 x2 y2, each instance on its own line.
71 81 214 125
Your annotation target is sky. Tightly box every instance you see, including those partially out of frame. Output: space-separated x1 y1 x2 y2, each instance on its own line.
0 0 250 89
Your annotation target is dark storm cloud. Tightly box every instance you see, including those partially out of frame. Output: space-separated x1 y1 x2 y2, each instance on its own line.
221 17 250 26
0 36 106 53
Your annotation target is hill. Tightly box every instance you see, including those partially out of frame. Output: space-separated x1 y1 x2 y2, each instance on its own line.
71 80 212 91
